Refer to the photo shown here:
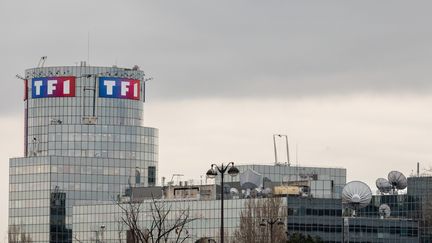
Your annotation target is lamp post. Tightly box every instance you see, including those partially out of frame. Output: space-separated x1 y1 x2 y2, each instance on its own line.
100 225 106 243
260 218 285 243
206 162 239 243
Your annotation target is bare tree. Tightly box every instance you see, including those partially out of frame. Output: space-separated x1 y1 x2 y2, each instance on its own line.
117 197 196 243
117 218 125 243
234 197 287 243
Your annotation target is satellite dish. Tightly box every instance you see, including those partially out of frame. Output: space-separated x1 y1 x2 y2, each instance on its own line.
240 168 263 189
379 204 391 219
388 171 407 190
375 178 392 194
252 188 261 198
230 188 239 197
262 187 272 197
342 181 372 216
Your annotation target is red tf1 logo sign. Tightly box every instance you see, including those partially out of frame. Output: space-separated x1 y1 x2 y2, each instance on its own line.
31 77 76 98
98 77 140 100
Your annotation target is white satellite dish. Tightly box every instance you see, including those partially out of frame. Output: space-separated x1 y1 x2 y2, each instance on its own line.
262 187 273 197
379 204 391 219
375 178 392 194
388 171 407 191
342 181 372 217
230 188 239 198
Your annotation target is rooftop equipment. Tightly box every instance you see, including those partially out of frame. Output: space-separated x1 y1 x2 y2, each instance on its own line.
375 178 392 194
342 181 372 217
388 170 408 193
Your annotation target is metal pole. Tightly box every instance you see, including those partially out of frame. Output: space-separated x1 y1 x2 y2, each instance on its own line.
284 135 290 166
417 162 420 176
93 75 97 117
286 194 289 240
270 221 274 243
273 135 278 165
212 162 235 243
220 166 225 243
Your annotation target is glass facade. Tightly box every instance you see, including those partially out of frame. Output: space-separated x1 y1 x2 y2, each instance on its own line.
9 66 158 242
407 176 432 242
221 164 346 199
72 195 420 243
354 176 432 243
287 197 419 243
72 198 288 243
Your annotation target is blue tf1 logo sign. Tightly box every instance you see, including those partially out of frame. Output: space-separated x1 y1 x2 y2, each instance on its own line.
99 77 140 100
31 77 76 98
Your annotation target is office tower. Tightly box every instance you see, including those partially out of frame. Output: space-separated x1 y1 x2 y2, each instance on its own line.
9 64 158 242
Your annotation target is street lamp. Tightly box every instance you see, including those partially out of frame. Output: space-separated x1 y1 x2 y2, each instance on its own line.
206 162 239 243
260 218 285 243
100 225 106 243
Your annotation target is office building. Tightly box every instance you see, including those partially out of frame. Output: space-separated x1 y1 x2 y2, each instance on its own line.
72 191 420 242
9 65 158 242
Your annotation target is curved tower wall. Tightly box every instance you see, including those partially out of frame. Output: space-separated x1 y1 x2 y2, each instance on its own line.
9 65 158 242
24 66 156 160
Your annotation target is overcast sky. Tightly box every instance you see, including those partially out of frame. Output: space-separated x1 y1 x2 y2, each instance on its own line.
1 0 432 239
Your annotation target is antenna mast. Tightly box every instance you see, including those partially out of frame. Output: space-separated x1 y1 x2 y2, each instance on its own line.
87 32 90 64
37 56 47 68
273 134 290 166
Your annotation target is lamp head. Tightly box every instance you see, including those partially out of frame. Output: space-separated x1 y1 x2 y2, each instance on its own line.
227 166 239 177
206 168 217 179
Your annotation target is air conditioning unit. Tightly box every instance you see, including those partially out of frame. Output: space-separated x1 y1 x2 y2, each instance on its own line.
82 116 98 125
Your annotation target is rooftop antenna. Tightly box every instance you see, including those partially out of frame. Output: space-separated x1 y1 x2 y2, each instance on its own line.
87 32 90 64
417 162 420 177
15 74 25 80
296 143 299 181
37 56 47 68
273 134 290 166
342 181 372 217
169 174 184 186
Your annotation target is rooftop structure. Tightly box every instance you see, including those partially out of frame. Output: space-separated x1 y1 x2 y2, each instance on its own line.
220 164 346 199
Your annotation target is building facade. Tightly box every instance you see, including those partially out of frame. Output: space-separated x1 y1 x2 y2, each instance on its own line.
73 197 287 242
221 164 346 199
355 176 432 243
287 196 419 243
407 176 432 242
72 195 420 243
9 65 158 242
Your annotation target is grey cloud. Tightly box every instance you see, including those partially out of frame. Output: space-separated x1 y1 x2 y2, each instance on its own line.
2 0 432 113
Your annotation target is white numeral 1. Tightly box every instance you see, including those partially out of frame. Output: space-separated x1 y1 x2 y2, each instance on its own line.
134 83 138 97
64 80 70 94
